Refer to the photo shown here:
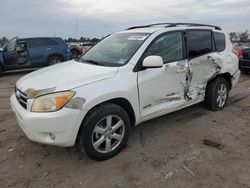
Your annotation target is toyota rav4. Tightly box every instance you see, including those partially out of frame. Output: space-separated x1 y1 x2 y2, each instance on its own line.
10 23 240 160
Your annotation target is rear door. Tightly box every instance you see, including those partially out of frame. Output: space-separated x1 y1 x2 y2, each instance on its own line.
27 38 53 67
186 30 223 99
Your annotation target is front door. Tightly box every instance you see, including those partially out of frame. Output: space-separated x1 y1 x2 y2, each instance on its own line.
138 31 189 120
3 37 18 69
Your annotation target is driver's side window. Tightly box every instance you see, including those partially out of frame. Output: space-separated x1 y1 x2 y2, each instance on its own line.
6 38 17 52
145 32 183 63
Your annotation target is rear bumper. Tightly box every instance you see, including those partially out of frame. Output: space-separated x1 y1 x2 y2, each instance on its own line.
232 69 241 88
10 94 86 147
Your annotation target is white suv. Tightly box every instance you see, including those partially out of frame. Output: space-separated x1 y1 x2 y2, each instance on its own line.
10 23 240 160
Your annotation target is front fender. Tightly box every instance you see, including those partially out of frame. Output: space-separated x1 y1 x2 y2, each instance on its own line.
72 70 141 124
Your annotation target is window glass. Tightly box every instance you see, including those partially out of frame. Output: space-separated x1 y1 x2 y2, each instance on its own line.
29 39 57 48
144 32 183 63
214 32 226 52
46 39 58 46
187 30 212 58
6 38 17 51
80 33 150 66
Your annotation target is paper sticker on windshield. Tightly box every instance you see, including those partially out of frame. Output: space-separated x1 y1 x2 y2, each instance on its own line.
128 35 149 41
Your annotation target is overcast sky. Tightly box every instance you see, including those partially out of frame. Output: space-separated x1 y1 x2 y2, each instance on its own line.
0 0 250 39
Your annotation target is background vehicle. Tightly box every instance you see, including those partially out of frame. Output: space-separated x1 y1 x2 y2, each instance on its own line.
239 47 250 73
11 23 240 161
0 37 72 75
69 42 96 59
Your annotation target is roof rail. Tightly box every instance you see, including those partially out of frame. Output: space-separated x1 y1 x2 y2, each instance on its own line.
126 23 172 30
126 22 222 31
166 23 222 30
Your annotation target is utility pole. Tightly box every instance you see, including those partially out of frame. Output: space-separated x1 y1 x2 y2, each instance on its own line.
74 20 79 40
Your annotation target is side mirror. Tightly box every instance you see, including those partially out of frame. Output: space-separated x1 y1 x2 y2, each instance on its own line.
142 55 163 68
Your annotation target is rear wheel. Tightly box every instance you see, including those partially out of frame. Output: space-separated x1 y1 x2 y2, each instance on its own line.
204 77 229 111
77 103 131 161
48 56 64 65
71 49 80 59
0 66 3 76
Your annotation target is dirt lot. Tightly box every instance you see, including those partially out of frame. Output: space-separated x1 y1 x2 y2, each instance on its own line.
0 71 250 188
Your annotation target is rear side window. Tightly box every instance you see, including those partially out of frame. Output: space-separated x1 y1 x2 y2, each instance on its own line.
29 38 58 48
187 30 212 58
214 32 226 52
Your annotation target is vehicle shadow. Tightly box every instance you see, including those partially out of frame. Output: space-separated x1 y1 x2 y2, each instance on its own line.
1 69 35 77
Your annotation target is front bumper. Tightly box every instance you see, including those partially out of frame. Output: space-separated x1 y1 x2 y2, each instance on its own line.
10 94 86 147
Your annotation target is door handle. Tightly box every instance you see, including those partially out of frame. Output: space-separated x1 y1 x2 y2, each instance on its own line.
45 48 51 51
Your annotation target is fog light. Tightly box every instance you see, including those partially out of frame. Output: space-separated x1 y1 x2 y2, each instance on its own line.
50 133 56 140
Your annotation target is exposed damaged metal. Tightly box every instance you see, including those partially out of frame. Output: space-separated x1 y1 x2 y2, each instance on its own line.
183 69 193 101
24 87 56 98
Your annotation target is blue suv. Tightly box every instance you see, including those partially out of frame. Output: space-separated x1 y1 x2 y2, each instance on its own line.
0 37 72 74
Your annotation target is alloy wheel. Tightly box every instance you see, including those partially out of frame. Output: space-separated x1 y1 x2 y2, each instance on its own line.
92 115 125 153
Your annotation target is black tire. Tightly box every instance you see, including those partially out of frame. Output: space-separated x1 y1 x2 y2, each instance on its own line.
48 55 64 65
0 66 3 76
204 77 229 111
71 49 80 59
77 103 131 161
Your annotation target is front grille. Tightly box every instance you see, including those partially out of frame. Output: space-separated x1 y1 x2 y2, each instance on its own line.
15 87 28 109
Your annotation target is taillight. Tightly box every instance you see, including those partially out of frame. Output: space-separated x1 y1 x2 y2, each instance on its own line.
238 50 243 59
232 49 243 59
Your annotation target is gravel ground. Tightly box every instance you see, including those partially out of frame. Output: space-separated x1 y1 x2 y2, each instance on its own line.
0 71 250 188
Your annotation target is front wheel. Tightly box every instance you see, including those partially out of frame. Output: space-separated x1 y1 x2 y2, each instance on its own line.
77 103 131 161
48 56 64 65
71 49 80 59
204 77 229 111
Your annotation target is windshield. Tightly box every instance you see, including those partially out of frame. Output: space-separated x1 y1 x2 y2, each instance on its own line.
78 33 150 66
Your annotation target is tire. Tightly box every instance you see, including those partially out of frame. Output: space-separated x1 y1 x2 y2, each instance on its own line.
204 77 229 111
71 49 80 59
48 55 64 65
77 103 131 161
0 66 3 76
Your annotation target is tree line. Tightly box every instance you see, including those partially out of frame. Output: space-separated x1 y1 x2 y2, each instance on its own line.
65 37 100 43
0 36 8 46
1 30 249 46
0 36 101 46
229 30 249 42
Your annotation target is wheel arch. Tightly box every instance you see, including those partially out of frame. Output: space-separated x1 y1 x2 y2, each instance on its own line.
46 53 65 63
83 97 136 127
75 97 136 146
70 48 81 54
207 72 232 91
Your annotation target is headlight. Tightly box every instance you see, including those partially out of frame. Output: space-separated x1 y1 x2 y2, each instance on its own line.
31 91 75 112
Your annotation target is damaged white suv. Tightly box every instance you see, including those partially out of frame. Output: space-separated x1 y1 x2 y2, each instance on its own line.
10 23 240 160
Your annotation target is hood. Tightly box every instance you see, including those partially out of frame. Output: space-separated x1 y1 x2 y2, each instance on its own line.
16 60 118 95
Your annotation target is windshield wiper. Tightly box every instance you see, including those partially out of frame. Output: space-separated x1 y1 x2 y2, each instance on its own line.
78 58 104 66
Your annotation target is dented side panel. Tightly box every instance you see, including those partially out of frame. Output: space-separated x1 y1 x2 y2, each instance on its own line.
138 60 189 119
188 52 223 100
